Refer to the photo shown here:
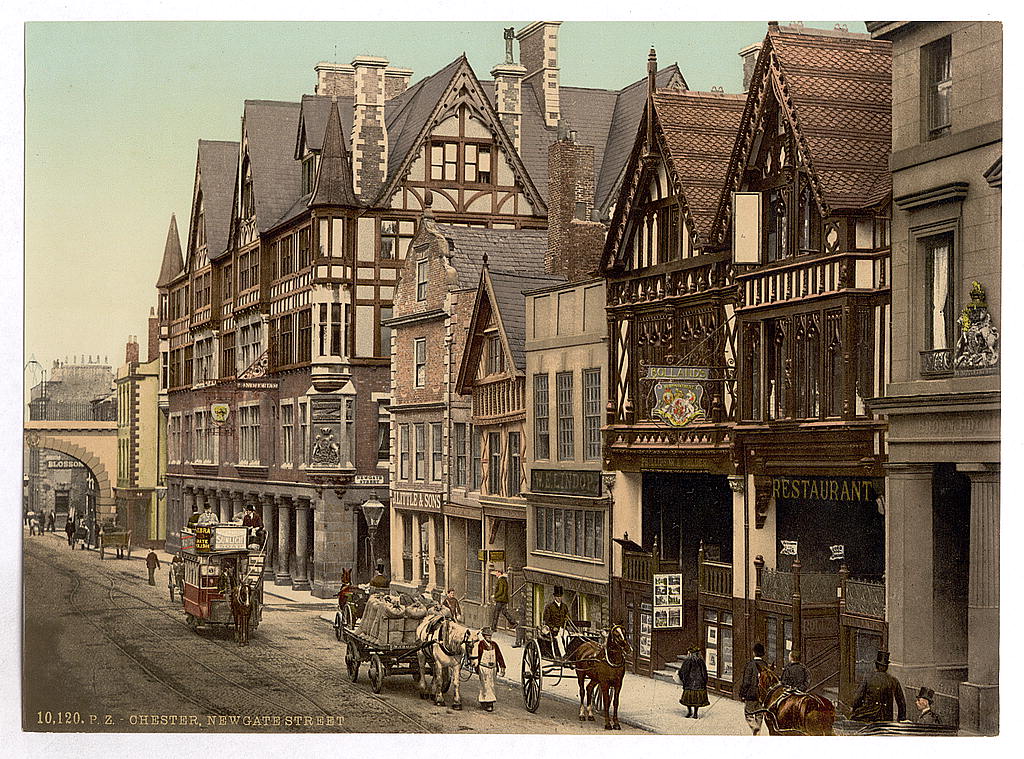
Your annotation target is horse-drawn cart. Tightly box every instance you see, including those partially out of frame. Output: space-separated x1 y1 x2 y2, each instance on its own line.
340 624 435 694
520 620 607 714
98 525 131 559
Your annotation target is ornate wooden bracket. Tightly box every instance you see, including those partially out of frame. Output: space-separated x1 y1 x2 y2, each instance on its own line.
753 475 772 529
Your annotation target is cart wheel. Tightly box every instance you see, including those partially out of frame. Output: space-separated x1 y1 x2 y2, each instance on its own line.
521 640 543 713
341 603 355 630
345 639 361 682
186 613 199 632
334 612 344 641
593 686 606 715
368 653 386 694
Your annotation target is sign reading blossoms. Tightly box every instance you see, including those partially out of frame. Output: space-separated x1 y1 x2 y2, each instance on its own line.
646 366 709 427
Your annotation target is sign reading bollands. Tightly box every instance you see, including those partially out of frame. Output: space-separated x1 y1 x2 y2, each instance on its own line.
646 366 709 427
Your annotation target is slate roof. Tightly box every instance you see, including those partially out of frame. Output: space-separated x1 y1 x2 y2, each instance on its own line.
311 100 357 207
156 214 184 288
768 26 892 210
486 269 566 371
243 100 303 232
298 94 354 158
197 140 239 262
653 91 747 242
436 224 549 290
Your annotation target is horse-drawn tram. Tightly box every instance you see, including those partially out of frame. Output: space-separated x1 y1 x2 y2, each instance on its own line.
179 523 266 645
520 621 632 729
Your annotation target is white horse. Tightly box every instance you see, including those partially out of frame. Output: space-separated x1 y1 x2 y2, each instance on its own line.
415 614 476 709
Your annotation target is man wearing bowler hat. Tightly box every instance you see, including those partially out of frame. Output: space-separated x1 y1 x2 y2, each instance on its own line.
914 686 942 725
851 649 906 722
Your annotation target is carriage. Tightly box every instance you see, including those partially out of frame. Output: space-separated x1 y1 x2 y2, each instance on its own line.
520 619 605 713
98 524 131 559
179 523 265 642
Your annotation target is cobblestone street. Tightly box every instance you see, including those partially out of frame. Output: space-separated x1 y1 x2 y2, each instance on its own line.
23 533 653 734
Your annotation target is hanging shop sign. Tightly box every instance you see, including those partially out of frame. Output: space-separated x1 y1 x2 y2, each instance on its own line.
477 550 505 563
530 469 602 498
643 367 710 428
652 573 683 629
210 402 231 423
829 544 845 561
354 475 386 486
780 540 799 556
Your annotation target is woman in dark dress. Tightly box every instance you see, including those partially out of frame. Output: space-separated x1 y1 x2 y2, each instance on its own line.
677 646 711 719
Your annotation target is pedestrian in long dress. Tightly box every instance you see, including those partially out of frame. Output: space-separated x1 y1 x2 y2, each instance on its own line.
476 627 506 712
677 646 711 719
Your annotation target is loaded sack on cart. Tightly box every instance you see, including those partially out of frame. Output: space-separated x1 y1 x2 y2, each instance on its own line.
354 594 445 645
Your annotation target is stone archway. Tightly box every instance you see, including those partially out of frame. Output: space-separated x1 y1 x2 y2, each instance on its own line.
24 423 117 519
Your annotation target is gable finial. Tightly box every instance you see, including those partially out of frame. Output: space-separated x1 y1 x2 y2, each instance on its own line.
503 27 515 64
482 251 489 268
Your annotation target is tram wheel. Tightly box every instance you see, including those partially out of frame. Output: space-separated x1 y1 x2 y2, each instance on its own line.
186 613 199 632
521 640 543 713
368 653 386 694
345 639 361 682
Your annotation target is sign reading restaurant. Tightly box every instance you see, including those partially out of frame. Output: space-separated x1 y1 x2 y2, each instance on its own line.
390 489 442 511
530 469 602 498
772 476 881 503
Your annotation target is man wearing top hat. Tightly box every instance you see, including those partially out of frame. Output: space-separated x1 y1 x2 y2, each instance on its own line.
851 650 906 722
542 586 571 657
914 686 942 725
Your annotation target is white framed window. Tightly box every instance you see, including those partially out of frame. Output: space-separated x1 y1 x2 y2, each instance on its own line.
556 371 574 461
239 404 261 464
416 258 429 301
281 402 294 466
534 373 550 460
414 423 426 481
583 368 602 461
414 338 426 387
399 423 410 480
431 422 442 482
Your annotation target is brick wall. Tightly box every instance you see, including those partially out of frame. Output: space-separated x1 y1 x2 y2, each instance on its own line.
547 138 607 281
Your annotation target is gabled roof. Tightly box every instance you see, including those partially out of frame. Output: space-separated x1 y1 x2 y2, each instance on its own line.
713 25 892 242
242 100 303 232
601 89 745 271
156 214 184 288
435 224 549 289
197 140 239 262
296 94 354 159
311 99 358 207
456 265 565 392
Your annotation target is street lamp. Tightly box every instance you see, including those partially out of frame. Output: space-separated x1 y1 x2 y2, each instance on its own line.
360 493 386 575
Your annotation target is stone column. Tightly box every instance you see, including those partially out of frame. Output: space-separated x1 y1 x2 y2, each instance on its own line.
261 494 276 579
212 490 224 522
958 464 999 735
183 486 196 527
425 515 438 591
231 491 244 521
293 499 311 591
276 496 292 585
885 463 936 686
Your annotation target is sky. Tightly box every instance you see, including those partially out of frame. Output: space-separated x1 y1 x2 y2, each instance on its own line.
21 18 865 382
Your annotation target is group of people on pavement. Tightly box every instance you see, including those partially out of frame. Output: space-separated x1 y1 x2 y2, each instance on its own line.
25 509 57 535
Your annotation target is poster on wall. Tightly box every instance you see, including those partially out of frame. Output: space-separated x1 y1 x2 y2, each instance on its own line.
652 573 683 628
707 626 718 645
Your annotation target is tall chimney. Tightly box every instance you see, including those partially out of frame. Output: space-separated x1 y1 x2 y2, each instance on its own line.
547 134 605 281
148 307 160 364
517 21 561 127
492 27 527 153
384 67 414 100
125 335 139 365
351 55 390 201
315 62 355 97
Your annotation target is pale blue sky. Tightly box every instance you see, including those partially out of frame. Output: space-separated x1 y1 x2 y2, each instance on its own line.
23 20 864 375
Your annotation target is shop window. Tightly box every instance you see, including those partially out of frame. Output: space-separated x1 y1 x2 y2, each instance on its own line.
535 506 603 559
402 514 413 582
467 520 483 600
703 608 734 683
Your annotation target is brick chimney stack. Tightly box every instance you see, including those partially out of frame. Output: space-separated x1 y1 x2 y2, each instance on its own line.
739 43 762 92
492 27 527 153
125 335 139 365
547 132 606 281
315 61 412 100
351 55 390 201
147 307 160 363
517 21 561 127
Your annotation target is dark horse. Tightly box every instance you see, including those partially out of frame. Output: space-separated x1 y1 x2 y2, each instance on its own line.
569 625 632 730
229 581 255 647
757 664 836 735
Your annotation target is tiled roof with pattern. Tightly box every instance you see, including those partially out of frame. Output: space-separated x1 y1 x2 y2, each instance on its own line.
243 100 303 232
654 90 746 242
486 269 566 370
197 140 238 262
436 224 549 290
770 28 892 209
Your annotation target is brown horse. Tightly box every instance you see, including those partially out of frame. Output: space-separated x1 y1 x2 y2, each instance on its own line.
230 582 254 647
570 625 632 730
757 664 836 735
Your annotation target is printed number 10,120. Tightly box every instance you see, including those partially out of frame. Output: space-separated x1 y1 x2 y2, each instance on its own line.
36 711 83 725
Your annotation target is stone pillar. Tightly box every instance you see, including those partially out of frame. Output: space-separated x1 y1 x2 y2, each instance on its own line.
231 491 244 521
425 515 438 591
261 494 276 580
885 463 936 686
293 500 311 591
958 464 999 735
212 490 224 522
276 496 292 585
183 486 196 527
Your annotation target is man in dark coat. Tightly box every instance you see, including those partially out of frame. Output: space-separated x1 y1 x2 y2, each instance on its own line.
677 647 710 718
914 686 942 725
781 649 810 691
739 642 767 735
146 550 162 586
489 568 517 632
851 650 906 722
65 517 76 547
369 560 390 589
542 586 571 656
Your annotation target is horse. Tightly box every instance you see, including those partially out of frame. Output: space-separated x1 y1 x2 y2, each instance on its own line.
229 581 255 647
569 624 632 730
757 664 836 735
415 614 476 709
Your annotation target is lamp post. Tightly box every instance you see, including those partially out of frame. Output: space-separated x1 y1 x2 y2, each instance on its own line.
360 493 386 577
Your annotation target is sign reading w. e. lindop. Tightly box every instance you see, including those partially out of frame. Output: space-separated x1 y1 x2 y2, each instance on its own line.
530 469 602 498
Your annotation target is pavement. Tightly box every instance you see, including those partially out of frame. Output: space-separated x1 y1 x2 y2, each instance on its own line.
32 530 747 734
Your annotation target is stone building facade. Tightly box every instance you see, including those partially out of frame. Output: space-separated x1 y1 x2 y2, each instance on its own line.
866 20 1001 735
